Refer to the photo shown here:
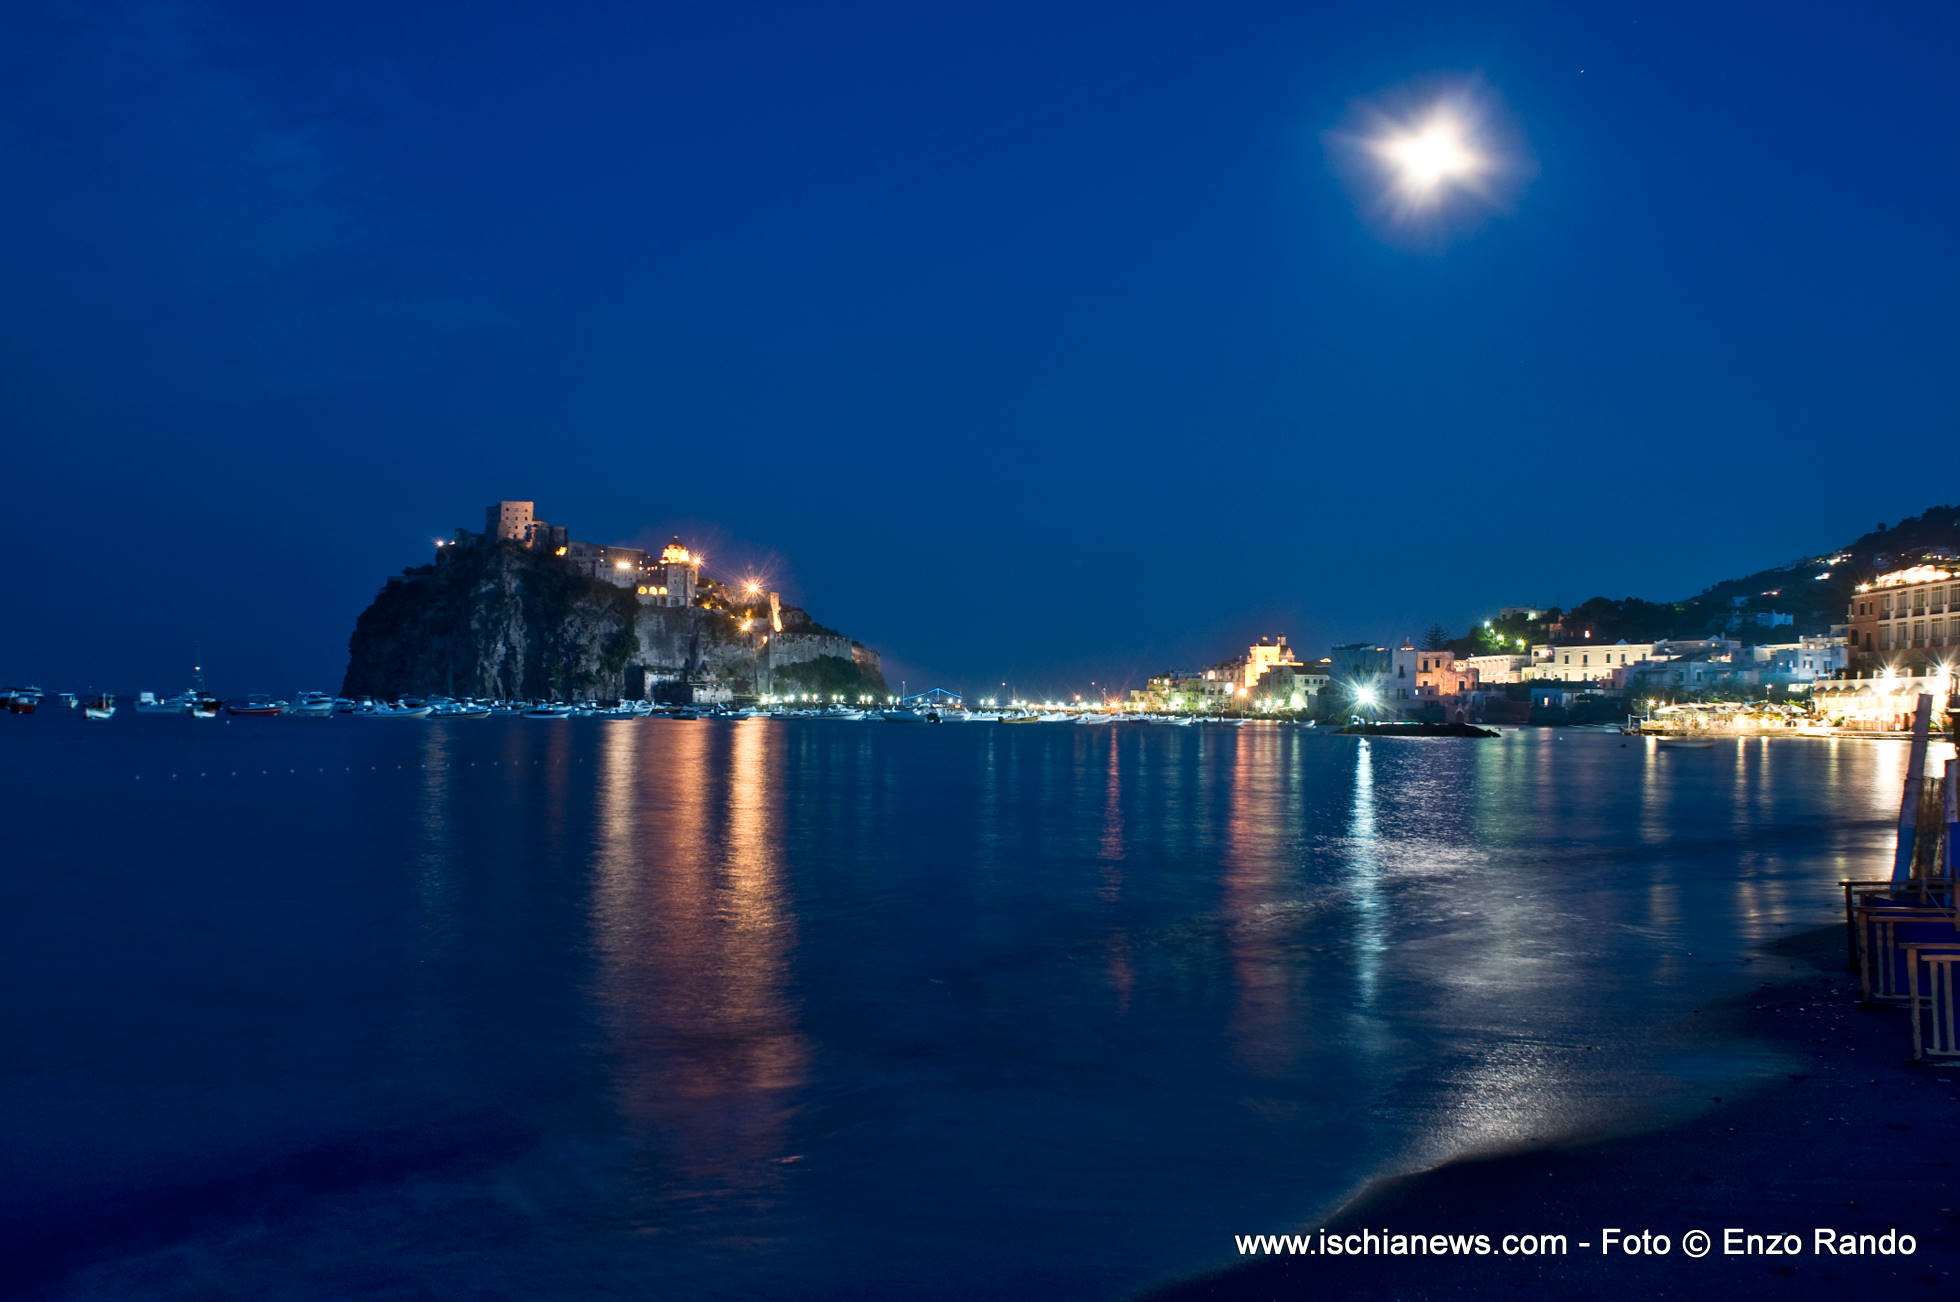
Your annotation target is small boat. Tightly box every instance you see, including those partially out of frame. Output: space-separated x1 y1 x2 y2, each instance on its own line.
4 687 44 715
83 692 116 721
288 692 337 718
226 695 287 716
355 703 433 718
59 692 79 709
524 704 575 719
432 701 492 718
191 694 221 719
134 690 194 715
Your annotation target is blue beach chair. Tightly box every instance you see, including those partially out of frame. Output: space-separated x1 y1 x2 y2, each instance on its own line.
1907 951 1960 1062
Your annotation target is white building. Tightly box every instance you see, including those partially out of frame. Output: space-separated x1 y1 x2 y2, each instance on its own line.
1464 653 1530 685
1525 641 1664 684
1389 642 1420 702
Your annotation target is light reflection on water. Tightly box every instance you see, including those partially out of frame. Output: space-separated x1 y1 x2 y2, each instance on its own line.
0 723 1939 1300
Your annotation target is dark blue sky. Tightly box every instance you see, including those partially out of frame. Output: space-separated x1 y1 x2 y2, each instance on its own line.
6 1 1955 695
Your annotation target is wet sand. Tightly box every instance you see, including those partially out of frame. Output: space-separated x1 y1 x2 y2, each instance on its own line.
1147 923 1959 1300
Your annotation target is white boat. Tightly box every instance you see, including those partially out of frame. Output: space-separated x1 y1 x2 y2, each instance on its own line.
524 704 575 719
134 690 197 715
355 703 433 718
83 693 115 721
432 702 492 718
289 692 337 718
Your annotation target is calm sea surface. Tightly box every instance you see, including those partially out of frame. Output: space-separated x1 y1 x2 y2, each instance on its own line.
0 716 1918 1298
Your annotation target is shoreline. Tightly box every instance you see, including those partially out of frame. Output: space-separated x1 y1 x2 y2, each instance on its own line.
1144 923 1958 1300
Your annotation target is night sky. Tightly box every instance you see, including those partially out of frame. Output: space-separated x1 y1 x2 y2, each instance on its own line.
6 2 1956 696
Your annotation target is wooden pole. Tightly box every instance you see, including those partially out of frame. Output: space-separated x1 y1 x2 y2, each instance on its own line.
1945 756 1957 887
1892 693 1932 884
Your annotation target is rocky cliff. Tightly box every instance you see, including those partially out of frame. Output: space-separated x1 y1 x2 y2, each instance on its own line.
342 540 884 702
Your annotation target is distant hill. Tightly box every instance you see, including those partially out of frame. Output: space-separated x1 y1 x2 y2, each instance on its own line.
1453 504 1960 652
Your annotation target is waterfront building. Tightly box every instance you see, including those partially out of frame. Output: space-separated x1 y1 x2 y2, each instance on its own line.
1129 670 1210 713
1329 642 1390 683
1464 653 1530 684
1241 635 1302 689
1525 640 1665 684
1810 664 1956 732
1744 634 1850 688
1622 650 1744 694
1847 563 1958 664
1389 641 1419 702
1251 662 1329 711
1415 653 1478 700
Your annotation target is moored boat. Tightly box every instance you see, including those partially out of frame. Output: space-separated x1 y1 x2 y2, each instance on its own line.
83 692 116 721
289 691 337 718
226 695 287 716
4 687 44 715
523 704 575 719
134 690 195 715
354 702 433 718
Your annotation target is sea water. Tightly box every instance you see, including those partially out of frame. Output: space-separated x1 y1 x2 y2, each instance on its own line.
0 717 1912 1298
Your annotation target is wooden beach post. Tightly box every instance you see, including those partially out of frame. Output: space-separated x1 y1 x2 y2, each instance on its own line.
1891 694 1933 884
1946 757 1958 886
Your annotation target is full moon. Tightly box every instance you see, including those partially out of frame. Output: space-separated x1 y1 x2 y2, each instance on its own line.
1328 76 1533 242
1379 115 1479 197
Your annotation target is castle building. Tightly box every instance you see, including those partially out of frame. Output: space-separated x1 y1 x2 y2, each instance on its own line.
564 541 651 587
637 537 700 607
487 500 535 541
483 500 566 551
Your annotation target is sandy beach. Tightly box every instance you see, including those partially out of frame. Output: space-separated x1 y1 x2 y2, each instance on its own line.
1148 923 1959 1300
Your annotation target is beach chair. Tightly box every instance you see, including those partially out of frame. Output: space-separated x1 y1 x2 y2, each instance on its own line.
1857 908 1960 1004
1907 952 1960 1063
1842 877 1954 970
